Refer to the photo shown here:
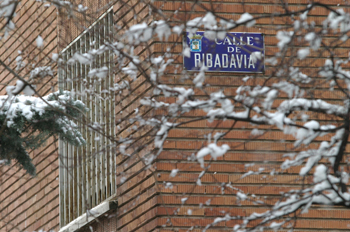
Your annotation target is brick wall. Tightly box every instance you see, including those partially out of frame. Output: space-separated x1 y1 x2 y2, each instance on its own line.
96 0 350 232
0 0 59 231
2 0 350 232
0 0 117 230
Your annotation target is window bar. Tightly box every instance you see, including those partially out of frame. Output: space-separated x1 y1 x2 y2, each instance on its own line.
89 30 96 208
103 14 109 199
68 46 74 223
59 51 67 227
75 40 80 219
108 10 113 197
85 32 92 212
101 19 106 201
96 23 101 205
111 10 117 196
80 33 86 217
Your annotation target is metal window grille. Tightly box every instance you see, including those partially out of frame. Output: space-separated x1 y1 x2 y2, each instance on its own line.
58 8 116 227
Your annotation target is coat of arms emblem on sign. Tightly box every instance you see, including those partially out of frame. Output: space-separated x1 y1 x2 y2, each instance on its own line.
189 34 203 52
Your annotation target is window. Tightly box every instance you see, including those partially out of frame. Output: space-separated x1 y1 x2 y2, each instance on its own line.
58 8 116 228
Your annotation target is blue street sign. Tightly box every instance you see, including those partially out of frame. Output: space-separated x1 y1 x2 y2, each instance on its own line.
184 32 264 73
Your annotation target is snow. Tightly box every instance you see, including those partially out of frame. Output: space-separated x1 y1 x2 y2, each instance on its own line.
213 132 225 143
193 66 207 87
187 209 192 215
127 22 153 43
196 147 211 168
0 91 85 143
0 0 17 38
305 32 315 41
0 0 16 17
289 67 311 83
88 66 108 79
250 51 262 63
269 221 284 231
297 48 310 59
313 164 327 183
304 120 320 130
202 12 216 28
236 13 255 27
12 80 24 94
119 145 128 156
120 176 127 184
327 10 345 30
72 52 93 64
265 112 285 130
129 23 147 31
263 89 278 110
180 100 208 111
165 182 173 189
15 55 25 70
295 120 319 141
251 128 263 136
172 25 184 35
299 154 321 176
203 30 217 41
6 80 36 96
183 47 191 57
300 10 308 20
236 192 247 201
249 86 270 97
36 36 44 48
170 169 179 177
154 20 171 40
186 17 202 34
149 57 173 82
77 4 88 12
22 85 35 96
279 98 346 116
30 66 54 79
140 98 169 108
276 31 293 50
228 110 249 119
220 19 235 29
207 109 226 122
154 121 176 148
319 59 334 78
196 143 229 168
242 76 250 82
241 170 263 179
273 81 299 98
122 62 137 80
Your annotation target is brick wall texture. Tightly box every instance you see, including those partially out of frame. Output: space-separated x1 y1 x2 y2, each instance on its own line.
1 0 350 231
0 0 59 231
0 0 109 231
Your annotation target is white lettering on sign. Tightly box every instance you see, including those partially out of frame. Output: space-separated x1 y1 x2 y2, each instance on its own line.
214 55 221 68
222 54 228 68
194 53 257 69
215 36 256 46
247 37 254 45
228 47 235 53
195 53 201 67
185 32 263 72
206 54 212 67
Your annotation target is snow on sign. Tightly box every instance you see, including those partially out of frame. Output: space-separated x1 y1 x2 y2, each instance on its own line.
184 32 265 73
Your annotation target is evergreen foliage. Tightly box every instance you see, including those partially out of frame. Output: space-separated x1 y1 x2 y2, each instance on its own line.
0 91 88 176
